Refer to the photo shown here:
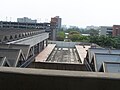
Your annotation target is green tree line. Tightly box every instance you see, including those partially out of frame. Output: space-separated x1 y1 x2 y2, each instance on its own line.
57 28 120 49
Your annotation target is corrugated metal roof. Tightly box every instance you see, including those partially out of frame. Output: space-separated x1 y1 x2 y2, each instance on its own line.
8 33 49 47
94 54 120 71
0 57 6 66
9 44 30 59
0 43 30 59
103 62 120 73
88 48 109 63
0 48 25 67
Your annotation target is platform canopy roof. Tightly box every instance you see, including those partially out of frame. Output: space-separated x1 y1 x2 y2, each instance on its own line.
94 53 120 71
0 48 25 67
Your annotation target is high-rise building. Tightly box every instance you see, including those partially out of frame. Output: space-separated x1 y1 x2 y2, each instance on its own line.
50 16 62 41
17 17 37 23
51 16 62 30
113 25 120 36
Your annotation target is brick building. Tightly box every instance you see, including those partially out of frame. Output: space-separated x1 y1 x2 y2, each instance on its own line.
51 16 62 30
113 25 120 36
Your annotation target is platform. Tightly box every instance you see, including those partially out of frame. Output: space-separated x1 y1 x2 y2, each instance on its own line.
75 45 90 63
35 44 56 62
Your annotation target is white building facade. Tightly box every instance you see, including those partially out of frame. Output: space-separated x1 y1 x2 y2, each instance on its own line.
17 17 37 23
99 26 113 36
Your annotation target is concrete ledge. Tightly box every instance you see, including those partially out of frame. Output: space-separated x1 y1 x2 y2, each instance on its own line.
28 62 89 71
0 67 120 90
0 67 120 79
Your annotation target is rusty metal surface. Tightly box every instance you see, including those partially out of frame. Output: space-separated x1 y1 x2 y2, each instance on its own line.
75 45 90 63
35 44 56 62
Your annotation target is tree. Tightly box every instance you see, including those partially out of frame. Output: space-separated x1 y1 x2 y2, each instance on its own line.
68 31 80 41
56 31 65 41
69 31 80 35
69 34 80 41
89 35 119 49
89 29 99 36
65 26 80 33
79 35 89 42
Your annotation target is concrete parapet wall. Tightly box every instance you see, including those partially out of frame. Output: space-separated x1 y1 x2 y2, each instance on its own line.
49 41 91 48
27 62 88 71
0 67 120 90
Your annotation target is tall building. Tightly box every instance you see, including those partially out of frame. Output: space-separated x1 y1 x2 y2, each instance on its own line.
99 26 113 36
51 16 62 30
113 25 120 36
17 17 37 23
50 16 62 41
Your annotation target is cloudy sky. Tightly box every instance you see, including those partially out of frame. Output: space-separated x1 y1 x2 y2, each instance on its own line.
0 0 120 27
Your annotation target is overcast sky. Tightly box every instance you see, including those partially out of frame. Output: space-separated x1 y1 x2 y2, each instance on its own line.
0 0 120 27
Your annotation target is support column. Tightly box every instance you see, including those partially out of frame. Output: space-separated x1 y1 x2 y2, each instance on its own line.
32 46 35 56
40 42 42 52
46 39 48 46
42 41 44 50
38 43 41 53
